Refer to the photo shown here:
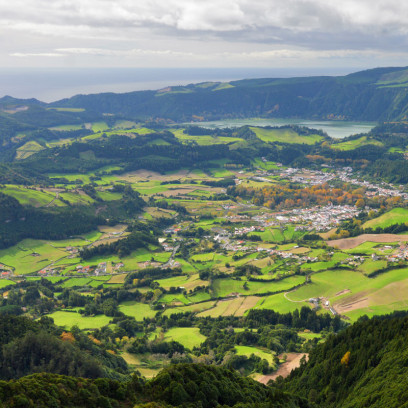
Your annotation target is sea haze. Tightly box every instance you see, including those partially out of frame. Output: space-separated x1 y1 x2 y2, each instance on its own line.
0 67 354 102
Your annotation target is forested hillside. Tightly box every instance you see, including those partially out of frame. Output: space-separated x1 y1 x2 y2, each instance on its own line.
283 312 408 407
50 66 408 122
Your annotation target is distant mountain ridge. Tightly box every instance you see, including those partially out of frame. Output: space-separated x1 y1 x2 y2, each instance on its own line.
3 66 408 123
48 66 408 122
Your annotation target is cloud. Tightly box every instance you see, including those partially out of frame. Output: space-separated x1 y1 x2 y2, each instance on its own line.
3 0 408 68
56 47 193 56
10 52 64 58
3 1 408 39
11 46 408 63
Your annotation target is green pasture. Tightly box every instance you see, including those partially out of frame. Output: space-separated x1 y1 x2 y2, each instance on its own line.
211 275 305 298
163 327 206 349
363 208 408 230
158 294 190 305
187 291 212 303
118 301 157 320
235 345 275 366
174 257 197 274
210 168 235 178
252 226 303 243
250 127 322 145
252 158 280 171
163 301 216 317
0 239 67 274
16 141 45 160
358 259 388 275
0 185 57 207
344 301 408 322
301 252 349 272
82 231 103 242
90 122 109 132
193 298 246 318
47 310 111 330
61 278 93 288
288 268 408 316
331 136 383 151
0 280 16 289
48 107 85 112
298 332 322 341
344 242 385 255
59 192 95 205
155 274 208 292
96 190 123 201
255 293 305 314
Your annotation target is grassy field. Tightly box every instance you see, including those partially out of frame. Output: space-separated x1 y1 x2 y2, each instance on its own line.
252 158 280 171
61 278 93 288
163 327 206 349
331 136 383 151
155 274 208 291
255 293 307 314
250 127 323 145
59 191 95 205
298 332 322 341
16 141 45 160
118 301 158 320
0 185 57 207
0 239 67 274
198 296 262 318
285 267 408 319
158 293 190 305
235 345 275 366
363 208 408 229
108 274 127 284
358 258 388 275
47 310 111 330
0 280 16 289
172 129 239 146
211 275 305 298
163 301 216 316
48 107 85 112
301 252 349 272
252 226 304 243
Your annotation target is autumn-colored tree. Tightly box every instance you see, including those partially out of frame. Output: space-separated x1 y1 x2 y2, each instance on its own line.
338 230 350 238
60 331 75 343
341 351 351 366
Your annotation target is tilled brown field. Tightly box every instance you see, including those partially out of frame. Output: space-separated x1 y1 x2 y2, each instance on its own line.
327 234 408 250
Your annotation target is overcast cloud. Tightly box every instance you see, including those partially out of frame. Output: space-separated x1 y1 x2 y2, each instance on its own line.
2 0 408 69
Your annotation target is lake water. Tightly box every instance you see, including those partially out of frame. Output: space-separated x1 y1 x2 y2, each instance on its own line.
184 118 376 139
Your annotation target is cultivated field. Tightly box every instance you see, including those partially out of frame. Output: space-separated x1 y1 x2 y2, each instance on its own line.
327 234 408 250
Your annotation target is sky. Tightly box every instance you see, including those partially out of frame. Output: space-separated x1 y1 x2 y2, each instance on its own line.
2 0 408 70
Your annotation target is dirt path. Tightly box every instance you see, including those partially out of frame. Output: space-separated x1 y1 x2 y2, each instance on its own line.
258 353 308 384
284 291 306 303
45 192 59 207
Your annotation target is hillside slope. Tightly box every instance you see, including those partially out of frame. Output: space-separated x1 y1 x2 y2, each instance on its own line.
283 312 408 407
50 66 408 122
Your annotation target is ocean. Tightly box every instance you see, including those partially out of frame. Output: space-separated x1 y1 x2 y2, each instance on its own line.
0 67 354 103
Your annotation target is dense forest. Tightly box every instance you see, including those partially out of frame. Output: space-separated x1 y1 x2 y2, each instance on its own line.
3 312 408 407
0 315 313 407
283 312 408 407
